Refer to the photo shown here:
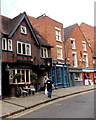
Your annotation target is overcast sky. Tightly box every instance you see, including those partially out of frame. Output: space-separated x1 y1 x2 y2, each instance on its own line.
1 0 95 27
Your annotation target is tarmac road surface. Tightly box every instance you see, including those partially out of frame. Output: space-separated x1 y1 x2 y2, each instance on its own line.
9 90 95 119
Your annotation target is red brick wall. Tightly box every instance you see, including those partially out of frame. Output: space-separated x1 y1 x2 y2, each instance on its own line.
29 16 65 62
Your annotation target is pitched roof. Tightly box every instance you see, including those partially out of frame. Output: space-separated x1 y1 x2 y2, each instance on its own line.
34 29 53 48
1 12 39 45
80 22 94 52
64 24 76 41
1 12 52 48
1 15 11 34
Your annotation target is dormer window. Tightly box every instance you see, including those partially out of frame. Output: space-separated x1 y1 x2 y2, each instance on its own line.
21 25 27 35
41 47 48 58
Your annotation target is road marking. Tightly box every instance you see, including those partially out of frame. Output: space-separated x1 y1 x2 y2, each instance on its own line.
10 90 94 119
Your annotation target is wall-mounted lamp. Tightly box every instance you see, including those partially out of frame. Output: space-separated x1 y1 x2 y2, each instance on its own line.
6 64 10 71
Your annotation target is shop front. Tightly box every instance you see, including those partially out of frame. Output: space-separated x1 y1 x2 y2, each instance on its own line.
2 62 37 98
50 62 69 88
69 68 83 86
82 69 95 85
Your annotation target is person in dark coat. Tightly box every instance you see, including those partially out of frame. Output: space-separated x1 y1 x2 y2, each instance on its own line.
46 78 53 98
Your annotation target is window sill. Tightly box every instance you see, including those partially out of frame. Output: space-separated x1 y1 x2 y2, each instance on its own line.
56 40 62 43
57 58 64 60
72 48 76 50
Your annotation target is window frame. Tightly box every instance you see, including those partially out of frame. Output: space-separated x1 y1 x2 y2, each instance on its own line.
17 41 31 56
21 25 27 35
40 47 48 58
56 45 63 60
8 39 13 51
55 27 62 42
2 38 7 50
82 41 87 51
72 52 77 67
83 53 88 67
70 38 76 49
9 69 31 84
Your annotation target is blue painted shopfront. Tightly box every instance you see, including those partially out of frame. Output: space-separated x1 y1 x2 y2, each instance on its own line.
49 63 69 88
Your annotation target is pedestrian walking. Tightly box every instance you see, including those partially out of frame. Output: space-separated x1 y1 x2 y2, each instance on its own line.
43 74 49 90
46 78 53 98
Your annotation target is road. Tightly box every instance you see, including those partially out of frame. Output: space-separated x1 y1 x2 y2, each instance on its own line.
9 90 95 119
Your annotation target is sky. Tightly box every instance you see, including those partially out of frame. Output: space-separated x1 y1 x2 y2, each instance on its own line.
1 0 95 27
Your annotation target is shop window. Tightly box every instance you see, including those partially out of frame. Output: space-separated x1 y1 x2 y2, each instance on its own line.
74 73 82 81
56 67 62 83
9 69 31 84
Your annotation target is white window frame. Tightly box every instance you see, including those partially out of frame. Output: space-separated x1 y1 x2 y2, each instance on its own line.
56 45 63 60
17 41 31 56
26 44 31 55
2 38 7 50
72 52 77 67
55 27 62 42
83 53 88 67
82 41 87 51
21 25 27 35
9 69 31 84
41 47 48 58
8 39 13 51
70 38 76 49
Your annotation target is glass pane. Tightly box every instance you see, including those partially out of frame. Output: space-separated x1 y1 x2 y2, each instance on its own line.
22 44 26 54
18 43 21 53
56 67 62 83
26 70 29 82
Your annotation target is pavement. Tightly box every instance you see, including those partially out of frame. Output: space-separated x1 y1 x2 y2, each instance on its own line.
0 85 95 119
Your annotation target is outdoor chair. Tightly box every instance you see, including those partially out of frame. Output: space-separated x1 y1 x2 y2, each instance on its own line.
30 85 35 95
20 87 28 97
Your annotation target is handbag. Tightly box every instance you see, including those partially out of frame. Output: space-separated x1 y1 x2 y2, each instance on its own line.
45 88 48 95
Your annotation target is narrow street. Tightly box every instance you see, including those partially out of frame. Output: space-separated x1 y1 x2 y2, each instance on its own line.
9 90 94 119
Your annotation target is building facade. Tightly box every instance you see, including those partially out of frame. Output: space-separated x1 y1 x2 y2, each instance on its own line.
64 23 94 86
29 14 69 88
1 12 52 98
80 23 96 84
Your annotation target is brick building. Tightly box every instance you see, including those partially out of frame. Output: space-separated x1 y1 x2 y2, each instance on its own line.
1 12 52 98
80 23 96 83
64 23 95 86
29 14 69 88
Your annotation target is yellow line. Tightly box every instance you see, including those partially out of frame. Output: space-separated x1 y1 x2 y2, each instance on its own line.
10 90 94 119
